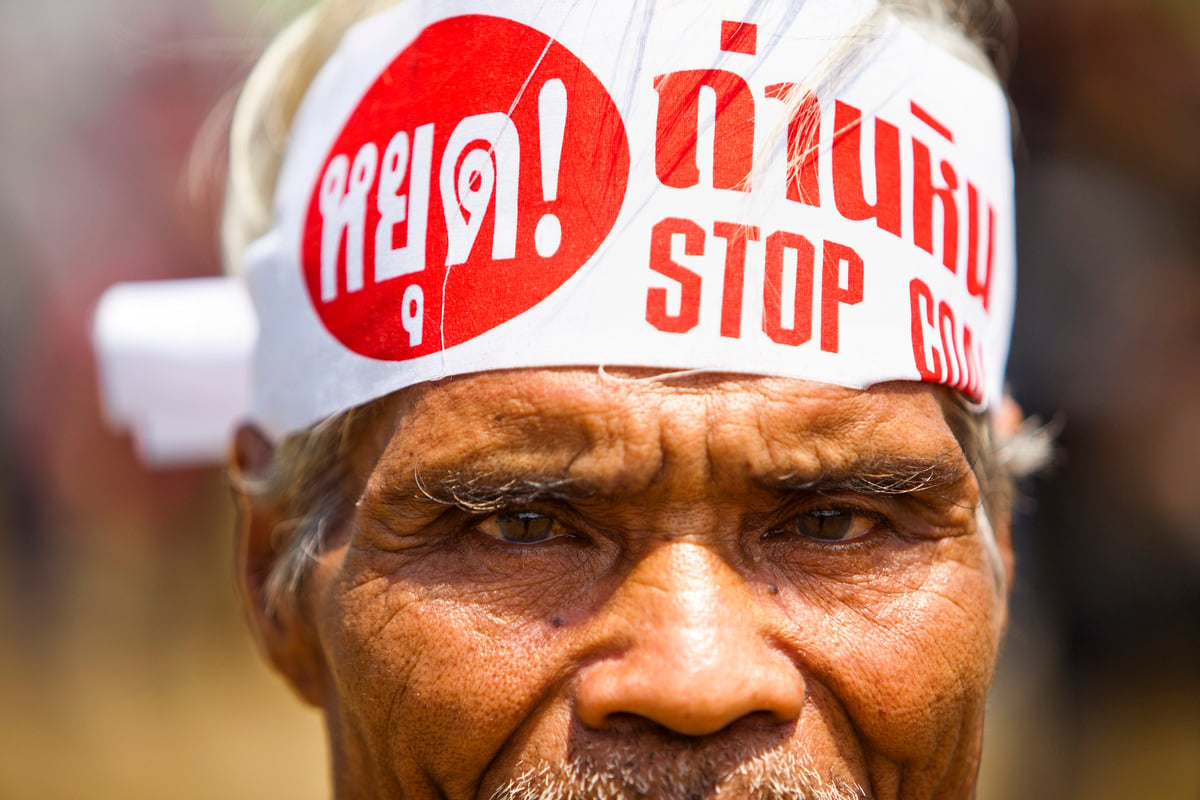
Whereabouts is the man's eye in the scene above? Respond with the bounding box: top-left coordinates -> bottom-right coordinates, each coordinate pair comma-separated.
791,508 -> 877,543
476,511 -> 564,545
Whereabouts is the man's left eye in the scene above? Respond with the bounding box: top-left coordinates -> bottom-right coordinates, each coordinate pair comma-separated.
476,511 -> 565,545
790,508 -> 877,543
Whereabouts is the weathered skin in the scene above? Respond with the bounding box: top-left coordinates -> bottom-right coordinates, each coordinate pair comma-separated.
237,369 -> 1011,800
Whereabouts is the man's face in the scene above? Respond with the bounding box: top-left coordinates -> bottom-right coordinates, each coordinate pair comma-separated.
261,370 -> 1009,800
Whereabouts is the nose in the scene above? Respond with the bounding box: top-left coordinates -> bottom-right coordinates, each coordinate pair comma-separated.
575,543 -> 805,737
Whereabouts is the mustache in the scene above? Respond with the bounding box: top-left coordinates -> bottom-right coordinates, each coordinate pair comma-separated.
488,749 -> 868,800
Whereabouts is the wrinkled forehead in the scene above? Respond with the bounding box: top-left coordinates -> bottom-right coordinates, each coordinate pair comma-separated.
368,369 -> 967,492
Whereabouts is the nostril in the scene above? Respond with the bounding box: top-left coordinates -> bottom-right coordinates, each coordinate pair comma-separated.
578,708 -> 798,746
575,656 -> 805,737
600,708 -> 790,734
595,711 -> 680,735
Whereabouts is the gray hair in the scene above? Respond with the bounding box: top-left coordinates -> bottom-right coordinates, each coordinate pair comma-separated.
224,0 -> 1032,616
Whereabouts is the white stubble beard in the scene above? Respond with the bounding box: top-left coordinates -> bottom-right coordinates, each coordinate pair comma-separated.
488,749 -> 868,800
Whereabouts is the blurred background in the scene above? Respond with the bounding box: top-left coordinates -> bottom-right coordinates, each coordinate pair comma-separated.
0,0 -> 1197,797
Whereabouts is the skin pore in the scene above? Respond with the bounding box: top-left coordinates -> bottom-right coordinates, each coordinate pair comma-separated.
238,369 -> 1012,800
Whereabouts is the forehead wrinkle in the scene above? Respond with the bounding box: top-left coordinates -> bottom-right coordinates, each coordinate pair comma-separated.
366,372 -> 971,514
730,386 -> 876,487
368,423 -> 661,513
731,385 -> 975,502
364,402 -> 664,519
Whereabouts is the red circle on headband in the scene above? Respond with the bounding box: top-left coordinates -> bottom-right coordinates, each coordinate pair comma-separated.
302,14 -> 631,360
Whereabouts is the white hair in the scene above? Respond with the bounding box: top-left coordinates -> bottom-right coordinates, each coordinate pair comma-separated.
489,749 -> 868,800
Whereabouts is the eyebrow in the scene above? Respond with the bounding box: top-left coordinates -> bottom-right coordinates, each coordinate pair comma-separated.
407,469 -> 595,513
766,452 -> 972,499
387,450 -> 972,516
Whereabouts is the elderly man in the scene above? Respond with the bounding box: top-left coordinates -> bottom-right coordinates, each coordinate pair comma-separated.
97,0 -> 1035,796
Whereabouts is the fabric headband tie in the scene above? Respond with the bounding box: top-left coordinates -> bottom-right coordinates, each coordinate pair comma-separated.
94,0 -> 1016,464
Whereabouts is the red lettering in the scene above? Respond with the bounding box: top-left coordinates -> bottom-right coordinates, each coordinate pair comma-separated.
719,20 -> 757,55
653,70 -> 755,191
832,101 -> 902,237
961,324 -> 981,400
909,278 -> 942,381
910,101 -> 954,143
646,217 -> 705,333
763,231 -> 815,346
966,183 -> 994,311
910,279 -> 985,401
938,300 -> 961,386
712,222 -> 760,339
765,84 -> 821,207
913,140 -> 960,274
302,16 -> 630,361
820,242 -> 864,353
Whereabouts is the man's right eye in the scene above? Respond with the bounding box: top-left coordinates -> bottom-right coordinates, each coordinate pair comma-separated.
475,511 -> 565,545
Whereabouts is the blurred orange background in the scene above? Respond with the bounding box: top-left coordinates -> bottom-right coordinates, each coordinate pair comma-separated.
0,1 -> 1197,797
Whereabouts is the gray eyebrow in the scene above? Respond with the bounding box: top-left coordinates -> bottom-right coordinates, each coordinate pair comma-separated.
387,452 -> 971,516
768,452 -> 972,499
411,469 -> 592,513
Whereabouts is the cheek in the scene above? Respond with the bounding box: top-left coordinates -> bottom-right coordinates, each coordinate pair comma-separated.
318,554 -> 573,797
777,541 -> 1004,762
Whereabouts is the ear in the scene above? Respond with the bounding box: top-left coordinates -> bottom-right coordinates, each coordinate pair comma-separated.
232,424 -> 329,708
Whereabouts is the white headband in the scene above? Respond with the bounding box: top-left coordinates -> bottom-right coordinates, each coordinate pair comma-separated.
94,0 -> 1015,464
